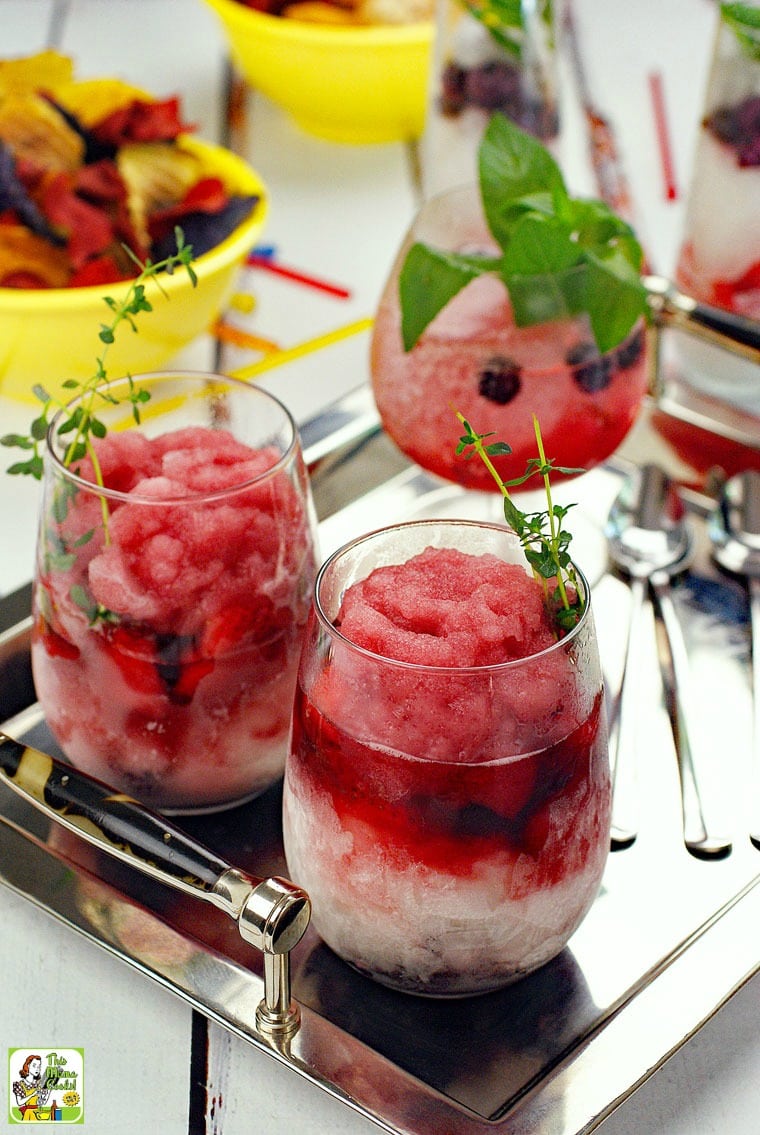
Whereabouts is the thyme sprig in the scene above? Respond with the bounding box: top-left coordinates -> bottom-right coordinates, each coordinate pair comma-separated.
455,411 -> 585,630
1,228 -> 197,483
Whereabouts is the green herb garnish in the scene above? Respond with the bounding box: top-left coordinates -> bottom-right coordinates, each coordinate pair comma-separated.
462,0 -> 554,61
455,410 -> 584,630
1,228 -> 197,483
721,3 -> 760,60
400,114 -> 647,356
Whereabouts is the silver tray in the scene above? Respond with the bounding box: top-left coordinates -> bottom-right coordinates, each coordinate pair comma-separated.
1,388 -> 758,1135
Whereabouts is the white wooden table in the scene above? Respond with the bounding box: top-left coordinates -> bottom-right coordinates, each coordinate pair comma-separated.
1,2 -> 758,1132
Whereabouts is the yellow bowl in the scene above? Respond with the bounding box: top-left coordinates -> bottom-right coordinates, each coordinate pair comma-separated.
202,0 -> 433,144
0,136 -> 268,404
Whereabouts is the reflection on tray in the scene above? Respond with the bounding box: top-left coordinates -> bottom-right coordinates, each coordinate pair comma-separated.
296,943 -> 596,1119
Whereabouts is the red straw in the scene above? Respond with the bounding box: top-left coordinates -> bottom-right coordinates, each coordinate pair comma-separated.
246,253 -> 351,299
649,71 -> 678,201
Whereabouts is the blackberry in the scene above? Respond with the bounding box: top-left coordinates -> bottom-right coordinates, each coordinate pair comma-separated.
705,105 -> 743,144
705,96 -> 760,167
155,632 -> 195,690
440,62 -> 467,116
518,98 -> 561,142
739,135 -> 760,168
464,60 -> 521,112
615,325 -> 645,369
736,95 -> 760,137
478,356 -> 522,404
566,342 -> 613,393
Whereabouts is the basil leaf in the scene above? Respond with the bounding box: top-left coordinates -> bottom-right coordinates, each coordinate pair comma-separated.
722,2 -> 760,28
478,114 -> 567,250
564,197 -> 638,250
466,0 -> 524,58
499,215 -> 587,324
721,4 -> 760,60
399,243 -> 501,351
501,214 -> 578,275
398,114 -> 648,355
583,249 -> 648,354
507,270 -> 589,326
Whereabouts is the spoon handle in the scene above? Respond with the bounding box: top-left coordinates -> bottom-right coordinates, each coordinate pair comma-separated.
750,578 -> 760,851
609,575 -> 647,848
649,576 -> 732,859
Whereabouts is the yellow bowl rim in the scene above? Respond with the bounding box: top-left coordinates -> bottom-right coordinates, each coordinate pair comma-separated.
203,0 -> 432,46
0,135 -> 268,312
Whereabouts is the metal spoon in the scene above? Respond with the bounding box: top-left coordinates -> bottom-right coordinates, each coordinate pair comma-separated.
709,469 -> 760,849
606,464 -> 732,858
605,465 -> 690,847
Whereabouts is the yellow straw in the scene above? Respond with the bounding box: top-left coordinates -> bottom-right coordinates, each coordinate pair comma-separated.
229,317 -> 374,382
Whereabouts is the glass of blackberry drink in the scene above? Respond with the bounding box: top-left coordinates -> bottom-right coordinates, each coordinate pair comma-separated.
371,182 -> 649,495
32,373 -> 319,813
283,518 -> 611,996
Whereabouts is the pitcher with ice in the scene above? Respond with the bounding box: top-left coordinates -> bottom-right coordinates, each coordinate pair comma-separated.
673,0 -> 760,415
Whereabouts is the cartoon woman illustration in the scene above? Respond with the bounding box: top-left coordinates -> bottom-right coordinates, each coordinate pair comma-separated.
12,1054 -> 50,1121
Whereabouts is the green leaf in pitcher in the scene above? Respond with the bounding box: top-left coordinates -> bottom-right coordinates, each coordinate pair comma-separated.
398,114 -> 648,357
721,3 -> 760,61
463,0 -> 554,61
464,0 -> 522,59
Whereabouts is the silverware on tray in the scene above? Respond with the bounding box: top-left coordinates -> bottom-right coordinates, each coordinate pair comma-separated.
606,464 -> 732,858
0,730 -> 310,1039
709,470 -> 760,849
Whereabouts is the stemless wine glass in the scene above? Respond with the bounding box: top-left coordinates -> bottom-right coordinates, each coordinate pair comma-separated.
32,372 -> 318,813
371,184 -> 649,496
283,518 -> 611,997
